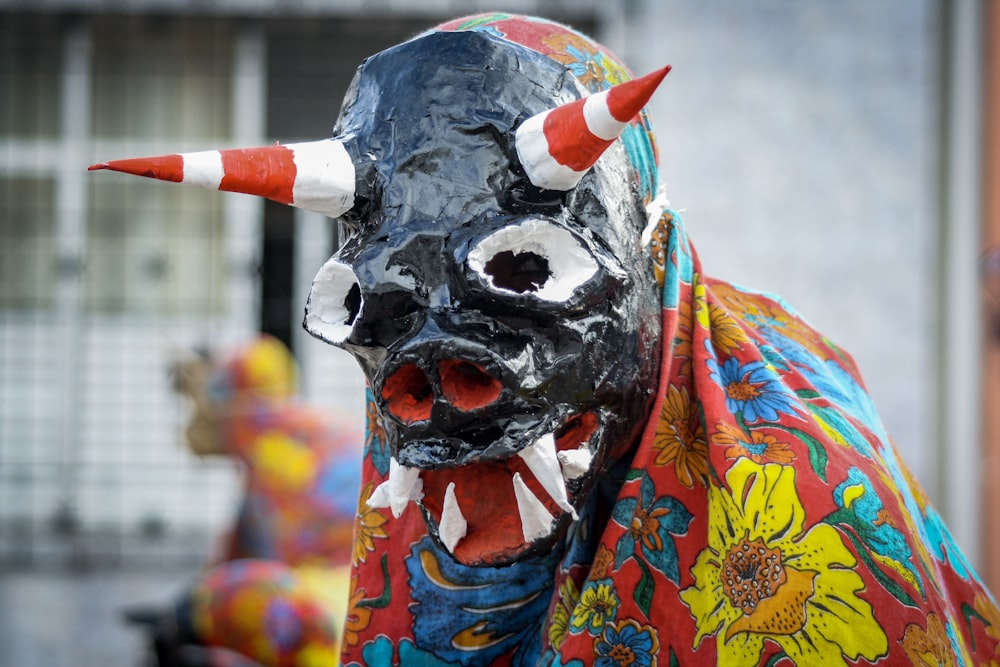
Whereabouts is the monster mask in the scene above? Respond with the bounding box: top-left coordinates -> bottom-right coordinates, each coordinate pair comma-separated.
89,20 -> 669,567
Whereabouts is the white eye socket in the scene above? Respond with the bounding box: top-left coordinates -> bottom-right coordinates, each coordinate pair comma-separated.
304,257 -> 362,345
467,219 -> 598,302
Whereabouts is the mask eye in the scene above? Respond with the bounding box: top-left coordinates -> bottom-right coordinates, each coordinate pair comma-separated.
467,219 -> 598,302
304,257 -> 362,345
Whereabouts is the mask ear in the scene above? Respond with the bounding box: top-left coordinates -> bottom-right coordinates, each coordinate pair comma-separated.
89,139 -> 356,219
514,66 -> 670,191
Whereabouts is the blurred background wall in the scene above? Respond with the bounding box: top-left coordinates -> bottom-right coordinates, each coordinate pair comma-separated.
0,0 -> 992,663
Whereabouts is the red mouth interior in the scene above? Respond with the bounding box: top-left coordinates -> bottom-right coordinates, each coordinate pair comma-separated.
419,412 -> 599,564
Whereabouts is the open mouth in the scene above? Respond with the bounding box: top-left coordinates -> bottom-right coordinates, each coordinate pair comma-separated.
367,413 -> 599,565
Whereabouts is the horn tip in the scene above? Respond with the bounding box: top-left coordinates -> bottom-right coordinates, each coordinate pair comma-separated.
87,163 -> 109,171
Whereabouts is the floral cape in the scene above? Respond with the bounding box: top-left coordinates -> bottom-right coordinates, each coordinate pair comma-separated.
338,13 -> 1000,667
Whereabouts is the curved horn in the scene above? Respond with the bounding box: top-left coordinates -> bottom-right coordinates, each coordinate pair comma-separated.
515,66 -> 671,191
88,139 -> 355,219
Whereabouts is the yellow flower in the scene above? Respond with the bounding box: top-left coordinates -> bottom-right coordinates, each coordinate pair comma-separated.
549,576 -> 581,650
653,384 -> 707,487
353,482 -> 389,566
252,431 -> 317,491
570,581 -> 619,633
680,459 -> 888,666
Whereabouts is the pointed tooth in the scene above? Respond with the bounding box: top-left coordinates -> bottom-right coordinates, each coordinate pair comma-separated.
367,480 -> 391,509
557,447 -> 593,481
519,433 -> 577,519
388,458 -> 424,518
438,482 -> 468,553
367,458 -> 424,518
512,472 -> 555,542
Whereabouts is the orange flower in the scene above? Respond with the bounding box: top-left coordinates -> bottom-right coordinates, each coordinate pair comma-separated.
653,384 -> 707,487
342,578 -> 373,648
900,613 -> 958,667
352,481 -> 388,566
707,301 -> 748,353
711,420 -> 796,464
365,400 -> 386,451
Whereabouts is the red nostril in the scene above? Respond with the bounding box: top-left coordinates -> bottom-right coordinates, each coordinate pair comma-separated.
382,363 -> 433,424
439,359 -> 503,412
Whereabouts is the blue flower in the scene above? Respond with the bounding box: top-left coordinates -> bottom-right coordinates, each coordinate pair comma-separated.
594,619 -> 658,667
612,474 -> 692,582
708,357 -> 800,423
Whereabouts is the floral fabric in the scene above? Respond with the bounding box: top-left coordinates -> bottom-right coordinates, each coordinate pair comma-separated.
339,13 -> 1000,667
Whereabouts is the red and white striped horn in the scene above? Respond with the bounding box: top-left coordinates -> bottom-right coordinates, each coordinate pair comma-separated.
88,139 -> 355,219
515,66 -> 671,191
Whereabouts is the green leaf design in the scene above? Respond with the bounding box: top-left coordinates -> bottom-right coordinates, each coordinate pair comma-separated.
961,601 -> 988,653
358,553 -> 392,609
842,529 -> 918,607
763,652 -> 788,667
795,388 -> 821,400
768,424 -> 828,482
634,557 -> 654,619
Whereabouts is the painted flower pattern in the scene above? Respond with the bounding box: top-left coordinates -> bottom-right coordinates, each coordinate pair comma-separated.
900,613 -> 959,666
352,481 -> 388,566
570,581 -> 619,634
709,357 -> 801,423
652,384 -> 707,487
830,467 -> 921,593
707,300 -> 748,354
549,576 -> 581,650
612,474 -> 693,584
711,420 -> 795,464
342,578 -> 373,648
594,619 -> 659,667
680,459 -> 888,666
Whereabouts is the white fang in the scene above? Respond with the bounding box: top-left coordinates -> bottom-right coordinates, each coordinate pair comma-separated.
512,472 -> 555,542
557,447 -> 593,481
367,457 -> 424,518
438,482 -> 468,554
518,433 -> 577,519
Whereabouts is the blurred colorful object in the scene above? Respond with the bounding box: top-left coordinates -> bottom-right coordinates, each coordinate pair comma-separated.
126,335 -> 361,667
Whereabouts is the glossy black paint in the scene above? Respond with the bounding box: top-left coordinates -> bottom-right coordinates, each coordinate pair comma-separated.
306,29 -> 662,534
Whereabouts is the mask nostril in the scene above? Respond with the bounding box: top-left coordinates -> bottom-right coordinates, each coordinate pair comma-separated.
382,363 -> 433,424
439,359 -> 503,412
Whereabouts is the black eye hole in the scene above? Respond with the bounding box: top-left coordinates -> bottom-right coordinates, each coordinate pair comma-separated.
484,250 -> 551,294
